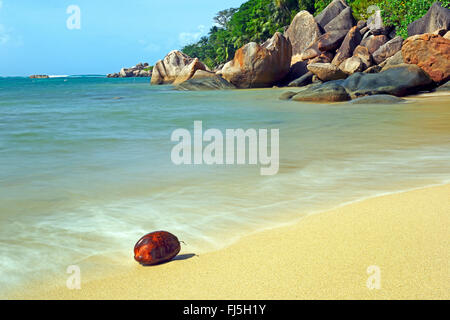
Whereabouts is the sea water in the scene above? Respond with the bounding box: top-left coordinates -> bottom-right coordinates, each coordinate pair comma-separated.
1,76 -> 449,294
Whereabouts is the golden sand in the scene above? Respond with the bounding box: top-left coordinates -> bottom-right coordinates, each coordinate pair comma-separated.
9,184 -> 450,300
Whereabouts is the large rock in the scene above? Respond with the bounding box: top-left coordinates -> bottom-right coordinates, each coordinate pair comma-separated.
352,45 -> 373,68
380,51 -> 404,71
173,58 -> 207,85
339,56 -> 365,74
402,33 -> 450,83
285,11 -> 322,64
360,35 -> 389,54
367,8 -> 384,32
372,36 -> 404,65
317,30 -> 348,52
324,7 -> 356,33
307,62 -> 348,81
315,0 -> 349,30
342,64 -> 433,98
332,26 -> 362,66
291,81 -> 350,102
175,70 -> 236,91
407,2 -> 450,36
151,51 -> 194,85
221,32 -> 292,88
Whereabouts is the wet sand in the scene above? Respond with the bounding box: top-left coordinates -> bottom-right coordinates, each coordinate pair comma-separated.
10,184 -> 449,300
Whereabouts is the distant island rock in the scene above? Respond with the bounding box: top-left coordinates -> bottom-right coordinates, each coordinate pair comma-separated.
107,62 -> 152,78
29,75 -> 49,79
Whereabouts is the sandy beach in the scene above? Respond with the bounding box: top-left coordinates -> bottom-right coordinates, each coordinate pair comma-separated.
10,184 -> 449,300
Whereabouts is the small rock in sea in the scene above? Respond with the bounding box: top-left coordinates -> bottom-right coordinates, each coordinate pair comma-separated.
29,75 -> 49,79
134,231 -> 181,266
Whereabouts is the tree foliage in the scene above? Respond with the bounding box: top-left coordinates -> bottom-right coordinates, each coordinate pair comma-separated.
379,0 -> 450,38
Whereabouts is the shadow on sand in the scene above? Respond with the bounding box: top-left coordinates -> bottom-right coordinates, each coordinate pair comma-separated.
141,253 -> 197,267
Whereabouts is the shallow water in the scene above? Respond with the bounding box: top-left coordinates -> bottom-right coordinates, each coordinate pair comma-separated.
1,77 -> 449,294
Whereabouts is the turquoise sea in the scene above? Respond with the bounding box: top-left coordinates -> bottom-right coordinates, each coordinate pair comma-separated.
1,76 -> 450,294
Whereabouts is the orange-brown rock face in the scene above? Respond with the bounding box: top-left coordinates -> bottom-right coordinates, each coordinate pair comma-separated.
402,33 -> 450,83
221,32 -> 292,88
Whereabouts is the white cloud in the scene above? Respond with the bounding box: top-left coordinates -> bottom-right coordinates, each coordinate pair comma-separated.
178,25 -> 206,46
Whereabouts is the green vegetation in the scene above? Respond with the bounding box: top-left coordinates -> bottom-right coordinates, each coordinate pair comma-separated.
182,0 -> 448,68
379,0 -> 449,38
182,0 -> 302,68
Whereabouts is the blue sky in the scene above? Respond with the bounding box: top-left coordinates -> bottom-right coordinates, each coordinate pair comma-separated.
0,0 -> 245,76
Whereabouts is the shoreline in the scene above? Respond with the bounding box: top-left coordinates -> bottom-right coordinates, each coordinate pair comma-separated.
8,183 -> 450,300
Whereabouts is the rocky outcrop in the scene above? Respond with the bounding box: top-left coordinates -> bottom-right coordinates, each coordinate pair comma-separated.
315,0 -> 349,30
107,62 -> 151,78
285,11 -> 322,64
29,75 -> 49,79
317,30 -> 349,52
407,2 -> 450,36
151,51 -> 194,85
339,56 -> 364,74
307,63 -> 347,81
309,52 -> 335,64
221,32 -> 292,88
282,64 -> 433,103
372,36 -> 404,65
342,64 -> 433,98
352,45 -> 373,68
361,35 -> 389,54
380,51 -> 404,71
175,70 -> 236,91
173,58 -> 207,85
332,26 -> 362,66
324,7 -> 355,33
288,71 -> 314,87
291,81 -> 350,102
283,61 -> 309,85
402,33 -> 450,83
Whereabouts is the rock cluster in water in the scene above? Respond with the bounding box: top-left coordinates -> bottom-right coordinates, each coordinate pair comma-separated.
107,62 -> 152,78
150,1 -> 450,101
29,75 -> 49,79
